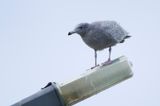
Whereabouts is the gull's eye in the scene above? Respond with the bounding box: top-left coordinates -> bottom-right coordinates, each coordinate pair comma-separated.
79,26 -> 83,29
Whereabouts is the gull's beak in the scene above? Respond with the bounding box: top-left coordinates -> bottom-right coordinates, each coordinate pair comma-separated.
68,31 -> 76,36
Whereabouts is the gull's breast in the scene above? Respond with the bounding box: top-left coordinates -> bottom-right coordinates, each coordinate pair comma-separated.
82,33 -> 117,50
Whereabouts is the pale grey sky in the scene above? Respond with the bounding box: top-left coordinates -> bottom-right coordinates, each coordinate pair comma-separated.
0,0 -> 160,105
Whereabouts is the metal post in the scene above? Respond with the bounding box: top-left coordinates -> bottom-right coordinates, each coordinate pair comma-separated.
11,56 -> 133,106
58,56 -> 133,106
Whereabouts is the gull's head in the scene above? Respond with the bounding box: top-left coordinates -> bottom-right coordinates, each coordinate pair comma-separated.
68,23 -> 89,37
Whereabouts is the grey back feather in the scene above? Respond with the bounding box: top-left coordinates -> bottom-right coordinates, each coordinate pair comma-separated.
91,21 -> 129,43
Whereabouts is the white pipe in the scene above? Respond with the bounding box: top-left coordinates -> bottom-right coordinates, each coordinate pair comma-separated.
58,56 -> 133,106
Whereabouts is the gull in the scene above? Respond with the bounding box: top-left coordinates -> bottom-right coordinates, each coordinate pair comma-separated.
68,21 -> 131,67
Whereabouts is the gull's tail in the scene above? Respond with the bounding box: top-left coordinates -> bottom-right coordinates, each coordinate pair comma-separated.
124,35 -> 131,39
120,35 -> 131,43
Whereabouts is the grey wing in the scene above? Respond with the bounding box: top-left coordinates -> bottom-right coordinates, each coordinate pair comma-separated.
92,21 -> 129,43
86,28 -> 117,50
